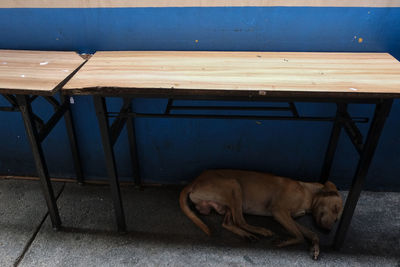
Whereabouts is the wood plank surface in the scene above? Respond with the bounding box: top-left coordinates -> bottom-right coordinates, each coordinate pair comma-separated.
0,50 -> 85,95
2,0 -> 400,8
63,51 -> 400,98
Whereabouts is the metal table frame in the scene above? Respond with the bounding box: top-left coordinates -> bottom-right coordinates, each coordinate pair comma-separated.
0,90 -> 84,229
88,92 -> 393,250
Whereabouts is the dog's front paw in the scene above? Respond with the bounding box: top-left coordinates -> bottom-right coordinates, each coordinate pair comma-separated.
310,244 -> 320,260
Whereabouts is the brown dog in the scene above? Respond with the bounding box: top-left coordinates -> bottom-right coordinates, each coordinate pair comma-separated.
179,169 -> 343,259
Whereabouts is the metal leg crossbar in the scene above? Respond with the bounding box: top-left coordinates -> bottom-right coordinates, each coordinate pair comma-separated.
1,92 -> 84,229
92,95 -> 388,251
107,100 -> 369,123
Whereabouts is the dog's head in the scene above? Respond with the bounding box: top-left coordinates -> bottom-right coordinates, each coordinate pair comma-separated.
311,181 -> 343,231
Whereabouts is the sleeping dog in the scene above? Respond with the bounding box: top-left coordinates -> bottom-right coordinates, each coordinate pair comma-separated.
180,169 -> 343,259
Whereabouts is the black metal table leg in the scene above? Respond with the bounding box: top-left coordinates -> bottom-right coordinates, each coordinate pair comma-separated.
333,99 -> 393,249
319,103 -> 346,183
124,97 -> 142,188
16,94 -> 61,230
60,93 -> 84,184
93,96 -> 126,232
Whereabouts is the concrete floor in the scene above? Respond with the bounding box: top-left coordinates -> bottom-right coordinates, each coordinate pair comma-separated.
0,179 -> 399,267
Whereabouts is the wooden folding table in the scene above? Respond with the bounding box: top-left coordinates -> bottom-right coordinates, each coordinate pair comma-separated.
62,51 -> 400,248
0,50 -> 85,229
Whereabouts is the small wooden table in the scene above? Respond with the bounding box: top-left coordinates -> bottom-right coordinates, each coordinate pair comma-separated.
63,51 -> 400,249
0,50 -> 85,229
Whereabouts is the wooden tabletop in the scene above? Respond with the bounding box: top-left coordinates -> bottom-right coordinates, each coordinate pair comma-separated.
0,50 -> 85,95
62,51 -> 400,99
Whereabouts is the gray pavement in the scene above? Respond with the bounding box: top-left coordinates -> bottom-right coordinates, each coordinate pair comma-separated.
0,180 -> 63,267
0,179 -> 399,266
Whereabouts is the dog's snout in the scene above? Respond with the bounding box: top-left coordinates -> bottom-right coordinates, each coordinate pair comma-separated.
324,221 -> 335,231
319,217 -> 334,231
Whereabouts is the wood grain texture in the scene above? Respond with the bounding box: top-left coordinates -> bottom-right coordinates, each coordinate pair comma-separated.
0,50 -> 85,95
2,0 -> 400,8
63,51 -> 400,98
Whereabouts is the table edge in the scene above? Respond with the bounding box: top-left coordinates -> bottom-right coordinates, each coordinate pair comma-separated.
61,86 -> 400,100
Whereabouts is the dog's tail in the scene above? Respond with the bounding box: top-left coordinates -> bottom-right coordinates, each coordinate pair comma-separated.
179,184 -> 211,236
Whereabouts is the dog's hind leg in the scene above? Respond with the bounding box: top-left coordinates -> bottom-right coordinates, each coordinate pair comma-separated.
228,182 -> 274,238
222,209 -> 258,241
234,215 -> 274,238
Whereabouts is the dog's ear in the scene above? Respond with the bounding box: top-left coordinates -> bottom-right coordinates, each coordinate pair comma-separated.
322,181 -> 338,193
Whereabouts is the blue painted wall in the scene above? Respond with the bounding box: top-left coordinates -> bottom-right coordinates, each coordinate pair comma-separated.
1,7 -> 400,190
